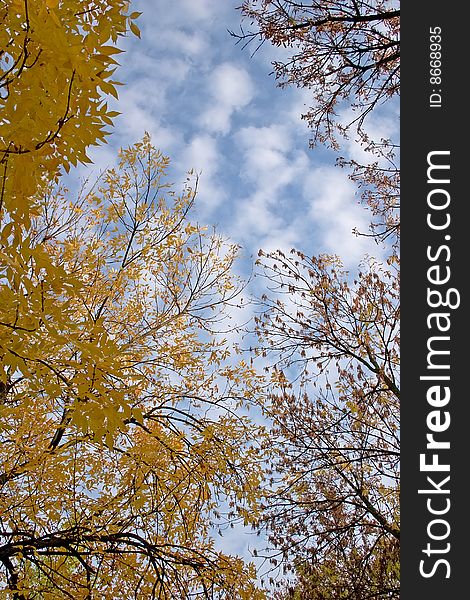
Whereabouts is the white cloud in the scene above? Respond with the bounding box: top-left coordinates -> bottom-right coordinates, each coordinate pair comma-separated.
111,95 -> 181,155
303,167 -> 374,265
138,0 -> 229,31
235,124 -> 307,192
234,191 -> 282,235
182,134 -> 225,212
176,0 -> 229,23
229,124 -> 313,254
183,134 -> 219,177
199,63 -> 255,135
237,124 -> 292,154
153,29 -> 210,58
210,64 -> 254,107
117,85 -> 162,129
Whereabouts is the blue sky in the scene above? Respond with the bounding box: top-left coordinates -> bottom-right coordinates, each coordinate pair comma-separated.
78,0 -> 392,270
70,0 -> 398,576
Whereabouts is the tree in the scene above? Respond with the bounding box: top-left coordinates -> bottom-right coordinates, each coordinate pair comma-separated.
0,0 -> 141,221
235,0 -> 400,146
338,142 -> 399,249
254,249 -> 400,599
0,137 -> 266,598
276,541 -> 399,600
1,3 -> 267,595
232,3 -> 401,595
235,0 -> 400,247
0,0 -> 143,446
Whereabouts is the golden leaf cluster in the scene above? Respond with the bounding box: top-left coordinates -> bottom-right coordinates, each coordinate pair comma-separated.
1,2 -> 267,596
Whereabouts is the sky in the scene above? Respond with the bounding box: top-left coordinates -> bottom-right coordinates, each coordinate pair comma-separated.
77,0 -> 387,270
70,0 -> 397,580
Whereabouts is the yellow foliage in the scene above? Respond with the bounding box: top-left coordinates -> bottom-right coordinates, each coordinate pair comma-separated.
0,0 -> 140,223
0,3 -> 266,594
0,138 -> 266,598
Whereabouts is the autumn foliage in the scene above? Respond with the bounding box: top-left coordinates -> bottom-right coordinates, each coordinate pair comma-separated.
0,136 -> 266,598
255,250 -> 400,598
2,0 -> 402,597
234,1 -> 401,597
1,1 -> 266,596
1,0 -> 140,219
237,0 -> 400,145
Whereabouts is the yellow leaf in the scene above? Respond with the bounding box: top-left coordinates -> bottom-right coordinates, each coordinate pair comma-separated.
130,22 -> 141,38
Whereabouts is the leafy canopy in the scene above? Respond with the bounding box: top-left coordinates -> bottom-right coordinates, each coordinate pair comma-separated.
2,1 -> 267,596
0,137 -> 267,598
0,0 -> 141,221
